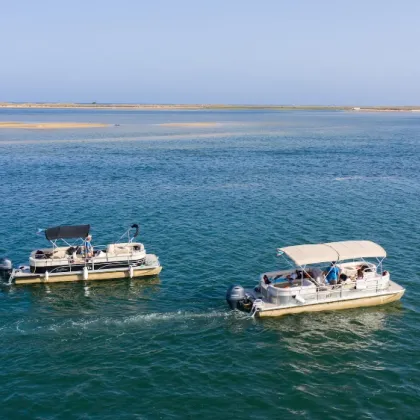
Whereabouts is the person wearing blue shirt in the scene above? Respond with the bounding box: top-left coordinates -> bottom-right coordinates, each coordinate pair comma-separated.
325,262 -> 340,285
84,235 -> 93,258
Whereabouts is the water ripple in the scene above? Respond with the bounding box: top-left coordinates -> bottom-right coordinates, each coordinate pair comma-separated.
0,109 -> 419,419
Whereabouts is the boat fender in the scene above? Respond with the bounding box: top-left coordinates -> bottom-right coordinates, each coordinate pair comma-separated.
83,266 -> 89,281
294,295 -> 305,304
44,271 -> 49,281
129,265 -> 134,279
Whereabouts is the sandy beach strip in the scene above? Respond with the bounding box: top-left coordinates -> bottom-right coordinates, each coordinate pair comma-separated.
159,122 -> 219,127
0,122 -> 110,129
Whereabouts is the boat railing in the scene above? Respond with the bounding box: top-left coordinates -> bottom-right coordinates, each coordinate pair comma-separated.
29,243 -> 145,273
268,274 -> 390,307
312,275 -> 388,303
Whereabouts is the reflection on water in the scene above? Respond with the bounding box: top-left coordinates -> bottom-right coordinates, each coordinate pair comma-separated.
260,304 -> 404,348
29,276 -> 161,302
249,306 -> 406,384
0,277 -> 161,322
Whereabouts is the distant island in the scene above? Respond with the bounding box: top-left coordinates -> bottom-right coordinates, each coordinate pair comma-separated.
1,102 -> 420,112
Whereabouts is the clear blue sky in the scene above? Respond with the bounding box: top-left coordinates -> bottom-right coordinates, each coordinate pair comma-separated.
1,0 -> 419,104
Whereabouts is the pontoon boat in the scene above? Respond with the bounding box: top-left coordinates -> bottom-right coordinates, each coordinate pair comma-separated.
1,224 -> 162,284
226,240 -> 404,318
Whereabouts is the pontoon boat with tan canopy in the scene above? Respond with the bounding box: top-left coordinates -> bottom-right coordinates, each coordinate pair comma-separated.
226,240 -> 404,318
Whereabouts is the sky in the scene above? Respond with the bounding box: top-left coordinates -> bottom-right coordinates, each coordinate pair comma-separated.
1,0 -> 419,105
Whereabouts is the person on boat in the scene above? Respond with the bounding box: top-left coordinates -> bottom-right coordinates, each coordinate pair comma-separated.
339,272 -> 348,283
263,275 -> 272,285
84,235 -> 93,258
283,272 -> 297,285
295,269 -> 304,280
325,262 -> 340,285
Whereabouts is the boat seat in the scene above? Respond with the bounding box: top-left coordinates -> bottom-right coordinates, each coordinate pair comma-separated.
51,249 -> 67,259
106,244 -> 130,256
363,271 -> 377,279
340,266 -> 357,278
106,244 -> 116,255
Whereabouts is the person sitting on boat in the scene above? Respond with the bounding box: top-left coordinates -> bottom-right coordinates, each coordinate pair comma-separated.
339,272 -> 348,283
325,261 -> 340,285
263,275 -> 272,285
295,269 -> 304,280
285,272 -> 297,285
84,235 -> 93,258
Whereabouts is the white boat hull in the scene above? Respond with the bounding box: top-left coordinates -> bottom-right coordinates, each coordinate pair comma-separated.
11,254 -> 162,285
251,281 -> 405,318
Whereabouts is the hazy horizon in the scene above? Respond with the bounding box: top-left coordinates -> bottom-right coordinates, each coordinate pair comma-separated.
1,0 -> 420,105
2,102 -> 420,107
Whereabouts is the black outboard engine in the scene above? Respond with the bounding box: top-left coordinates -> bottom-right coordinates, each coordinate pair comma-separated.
0,258 -> 12,281
226,284 -> 247,310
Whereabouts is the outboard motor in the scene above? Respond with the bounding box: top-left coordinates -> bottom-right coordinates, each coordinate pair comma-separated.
226,284 -> 247,310
0,258 -> 12,281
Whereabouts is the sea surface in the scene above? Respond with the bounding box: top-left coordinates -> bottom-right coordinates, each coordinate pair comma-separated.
0,109 -> 419,419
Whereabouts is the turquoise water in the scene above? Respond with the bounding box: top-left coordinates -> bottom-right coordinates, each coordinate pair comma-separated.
0,109 -> 419,419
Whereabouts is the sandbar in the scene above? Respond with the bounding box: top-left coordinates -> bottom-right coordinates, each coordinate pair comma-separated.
159,122 -> 218,127
0,122 -> 110,129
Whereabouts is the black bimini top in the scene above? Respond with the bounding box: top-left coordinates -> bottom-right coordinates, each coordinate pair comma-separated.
45,225 -> 90,241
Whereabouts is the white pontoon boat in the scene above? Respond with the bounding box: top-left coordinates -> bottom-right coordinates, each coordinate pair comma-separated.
1,224 -> 162,285
226,240 -> 404,318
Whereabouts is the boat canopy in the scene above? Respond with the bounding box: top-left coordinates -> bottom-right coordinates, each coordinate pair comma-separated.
279,240 -> 386,266
45,225 -> 90,241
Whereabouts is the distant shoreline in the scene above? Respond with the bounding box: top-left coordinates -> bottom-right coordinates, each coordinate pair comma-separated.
0,121 -> 110,129
1,102 -> 420,112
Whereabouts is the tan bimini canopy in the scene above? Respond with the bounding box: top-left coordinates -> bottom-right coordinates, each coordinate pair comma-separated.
279,240 -> 387,266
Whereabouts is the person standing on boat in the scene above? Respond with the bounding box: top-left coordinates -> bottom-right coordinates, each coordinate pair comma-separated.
84,235 -> 93,258
325,261 -> 340,285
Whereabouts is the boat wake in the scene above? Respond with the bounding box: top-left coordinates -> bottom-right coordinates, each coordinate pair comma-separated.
334,175 -> 395,181
334,175 -> 365,181
99,310 -> 234,326
0,310 -> 248,336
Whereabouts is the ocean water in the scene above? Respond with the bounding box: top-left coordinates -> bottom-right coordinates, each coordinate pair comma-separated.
0,109 -> 419,419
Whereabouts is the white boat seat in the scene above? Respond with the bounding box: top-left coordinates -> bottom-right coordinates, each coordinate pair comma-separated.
106,244 -> 130,256
341,267 -> 357,278
106,244 -> 116,255
52,250 -> 67,259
